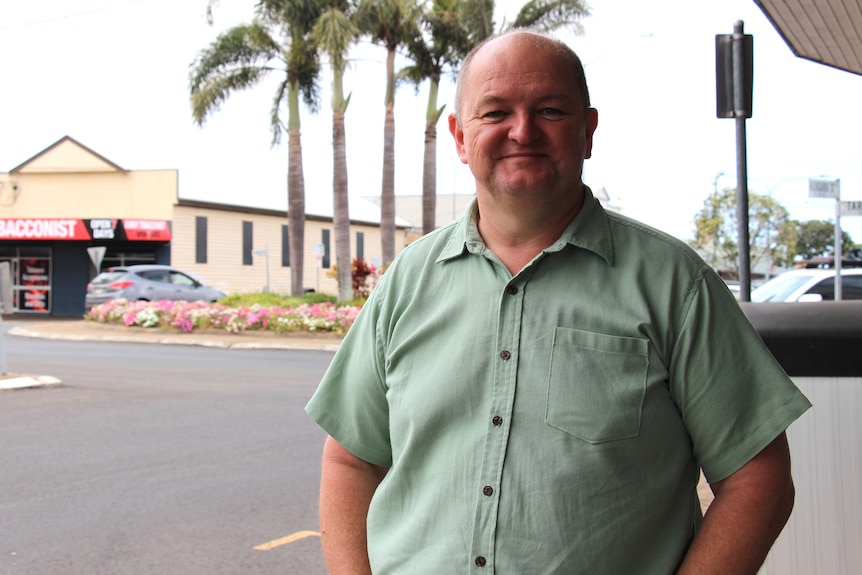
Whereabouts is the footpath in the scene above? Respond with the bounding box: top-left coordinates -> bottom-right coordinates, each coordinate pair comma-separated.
0,319 -> 343,391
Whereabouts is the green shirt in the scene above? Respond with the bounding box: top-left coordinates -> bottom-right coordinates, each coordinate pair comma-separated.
306,191 -> 811,574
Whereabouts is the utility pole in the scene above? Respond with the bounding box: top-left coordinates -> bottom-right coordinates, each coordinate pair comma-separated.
716,20 -> 754,300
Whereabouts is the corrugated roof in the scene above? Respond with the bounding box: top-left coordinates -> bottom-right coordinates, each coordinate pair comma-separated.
754,0 -> 862,75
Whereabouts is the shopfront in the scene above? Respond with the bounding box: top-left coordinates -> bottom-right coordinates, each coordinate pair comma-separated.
0,217 -> 171,316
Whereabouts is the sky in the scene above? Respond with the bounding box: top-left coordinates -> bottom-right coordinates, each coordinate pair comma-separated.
1,0 -> 861,242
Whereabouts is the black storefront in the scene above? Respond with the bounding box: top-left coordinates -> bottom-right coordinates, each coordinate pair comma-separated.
0,217 -> 171,317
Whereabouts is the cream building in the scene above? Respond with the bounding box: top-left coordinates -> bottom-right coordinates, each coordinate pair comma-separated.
1,136 -> 408,316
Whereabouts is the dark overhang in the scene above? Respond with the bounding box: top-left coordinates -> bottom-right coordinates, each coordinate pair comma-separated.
754,0 -> 862,76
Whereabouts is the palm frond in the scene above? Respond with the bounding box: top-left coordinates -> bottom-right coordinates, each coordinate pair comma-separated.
510,0 -> 590,34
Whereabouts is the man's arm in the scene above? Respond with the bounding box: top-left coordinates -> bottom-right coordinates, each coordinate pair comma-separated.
677,432 -> 796,574
319,435 -> 389,575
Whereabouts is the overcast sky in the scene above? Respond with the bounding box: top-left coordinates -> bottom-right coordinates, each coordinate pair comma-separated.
2,0 -> 861,242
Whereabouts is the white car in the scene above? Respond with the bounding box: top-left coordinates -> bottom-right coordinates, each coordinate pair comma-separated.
750,268 -> 862,302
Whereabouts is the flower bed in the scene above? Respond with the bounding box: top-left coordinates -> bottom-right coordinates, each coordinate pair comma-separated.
84,299 -> 361,335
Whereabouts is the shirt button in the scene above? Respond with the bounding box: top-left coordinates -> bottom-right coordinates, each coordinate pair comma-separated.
506,285 -> 518,295
492,415 -> 503,426
500,350 -> 511,360
483,485 -> 494,496
475,556 -> 487,567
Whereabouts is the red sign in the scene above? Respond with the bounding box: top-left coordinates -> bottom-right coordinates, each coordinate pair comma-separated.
121,219 -> 172,241
0,219 -> 90,240
0,218 -> 171,242
19,258 -> 50,312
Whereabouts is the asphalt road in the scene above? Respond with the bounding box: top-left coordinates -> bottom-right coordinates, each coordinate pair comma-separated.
0,330 -> 332,575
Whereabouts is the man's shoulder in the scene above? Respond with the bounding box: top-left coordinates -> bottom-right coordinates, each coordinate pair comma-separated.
605,210 -> 707,269
393,218 -> 465,263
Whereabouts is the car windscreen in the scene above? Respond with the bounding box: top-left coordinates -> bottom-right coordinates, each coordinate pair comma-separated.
751,274 -> 814,302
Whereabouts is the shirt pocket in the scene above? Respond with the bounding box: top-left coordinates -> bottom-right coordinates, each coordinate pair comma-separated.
545,327 -> 648,444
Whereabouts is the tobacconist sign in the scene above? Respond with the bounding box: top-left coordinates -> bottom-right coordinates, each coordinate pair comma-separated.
0,218 -> 172,242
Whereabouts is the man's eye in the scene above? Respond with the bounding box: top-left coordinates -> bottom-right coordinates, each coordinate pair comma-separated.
540,108 -> 564,117
482,111 -> 506,119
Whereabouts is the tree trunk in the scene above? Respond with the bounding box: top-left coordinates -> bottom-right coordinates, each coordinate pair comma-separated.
288,128 -> 306,296
333,110 -> 352,302
422,121 -> 437,235
380,48 -> 396,266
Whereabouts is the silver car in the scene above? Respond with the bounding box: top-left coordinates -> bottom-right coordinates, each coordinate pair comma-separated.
85,264 -> 226,309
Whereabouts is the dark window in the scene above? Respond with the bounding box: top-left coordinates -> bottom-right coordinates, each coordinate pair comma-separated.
808,275 -> 862,300
845,276 -> 862,299
195,217 -> 208,264
281,225 -> 290,267
356,232 -> 365,261
322,229 -> 331,269
242,221 -> 253,266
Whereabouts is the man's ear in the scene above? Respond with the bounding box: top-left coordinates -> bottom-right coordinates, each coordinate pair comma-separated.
448,113 -> 469,165
583,107 -> 599,160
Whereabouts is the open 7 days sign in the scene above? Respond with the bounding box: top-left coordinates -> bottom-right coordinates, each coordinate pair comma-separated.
0,218 -> 171,241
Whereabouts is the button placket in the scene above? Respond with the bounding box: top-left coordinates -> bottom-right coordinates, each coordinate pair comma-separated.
470,280 -> 524,574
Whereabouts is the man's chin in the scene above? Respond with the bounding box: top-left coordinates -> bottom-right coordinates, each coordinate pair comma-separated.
492,175 -> 555,195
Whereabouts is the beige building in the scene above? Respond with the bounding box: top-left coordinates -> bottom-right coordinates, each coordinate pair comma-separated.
0,136 -> 408,316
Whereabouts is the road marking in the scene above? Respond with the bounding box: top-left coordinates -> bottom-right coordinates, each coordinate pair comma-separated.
254,530 -> 321,551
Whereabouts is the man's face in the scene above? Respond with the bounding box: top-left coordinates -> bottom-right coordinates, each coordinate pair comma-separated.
449,34 -> 598,204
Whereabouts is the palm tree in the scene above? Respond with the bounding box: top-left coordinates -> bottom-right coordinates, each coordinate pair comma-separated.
405,0 -> 590,237
190,1 -> 323,296
356,0 -> 421,266
403,0 -> 481,235
315,2 -> 361,302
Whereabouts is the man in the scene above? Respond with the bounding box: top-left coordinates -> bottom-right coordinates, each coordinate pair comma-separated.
306,30 -> 810,574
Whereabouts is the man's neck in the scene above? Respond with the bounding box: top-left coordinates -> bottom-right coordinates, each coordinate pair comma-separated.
475,188 -> 585,275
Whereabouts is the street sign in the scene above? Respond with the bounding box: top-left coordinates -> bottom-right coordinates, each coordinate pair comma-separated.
251,249 -> 267,257
841,200 -> 862,216
87,246 -> 106,270
808,178 -> 839,199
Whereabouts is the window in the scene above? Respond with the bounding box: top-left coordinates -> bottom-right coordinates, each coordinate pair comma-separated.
282,225 -> 290,267
808,275 -> 862,300
170,271 -> 197,287
242,221 -> 253,266
322,229 -> 331,269
195,216 -> 208,264
356,231 -> 365,261
139,269 -> 170,283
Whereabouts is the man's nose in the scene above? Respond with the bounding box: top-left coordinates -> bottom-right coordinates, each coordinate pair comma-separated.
507,111 -> 539,143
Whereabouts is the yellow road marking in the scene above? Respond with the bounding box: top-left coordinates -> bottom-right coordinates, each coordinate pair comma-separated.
254,530 -> 321,551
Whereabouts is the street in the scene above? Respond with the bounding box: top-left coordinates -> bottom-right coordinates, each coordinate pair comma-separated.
0,329 -> 331,575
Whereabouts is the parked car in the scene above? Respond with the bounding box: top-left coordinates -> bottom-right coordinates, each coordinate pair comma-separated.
85,264 -> 226,309
750,268 -> 862,302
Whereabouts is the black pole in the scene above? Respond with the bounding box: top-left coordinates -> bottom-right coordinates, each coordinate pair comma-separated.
732,20 -> 751,301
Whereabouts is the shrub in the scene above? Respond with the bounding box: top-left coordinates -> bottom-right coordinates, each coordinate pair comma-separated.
84,297 -> 362,335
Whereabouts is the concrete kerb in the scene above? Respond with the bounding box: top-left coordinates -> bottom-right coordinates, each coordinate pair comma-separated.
1,320 -> 342,390
0,375 -> 62,391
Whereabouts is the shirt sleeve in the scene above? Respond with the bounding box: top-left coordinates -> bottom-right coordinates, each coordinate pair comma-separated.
305,288 -> 393,467
669,269 -> 811,482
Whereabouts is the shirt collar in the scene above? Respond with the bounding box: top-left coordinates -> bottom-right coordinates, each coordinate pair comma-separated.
436,187 -> 615,266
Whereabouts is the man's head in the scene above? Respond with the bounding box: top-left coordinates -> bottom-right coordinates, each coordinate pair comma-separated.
454,30 -> 592,125
448,30 -> 599,209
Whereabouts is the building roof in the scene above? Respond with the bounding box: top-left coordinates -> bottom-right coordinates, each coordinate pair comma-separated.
177,196 -> 412,229
754,0 -> 862,75
8,135 -> 127,174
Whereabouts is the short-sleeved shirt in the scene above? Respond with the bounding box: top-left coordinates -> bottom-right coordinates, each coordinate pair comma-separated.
306,190 -> 811,575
